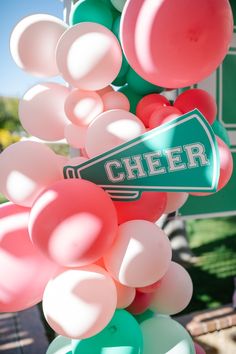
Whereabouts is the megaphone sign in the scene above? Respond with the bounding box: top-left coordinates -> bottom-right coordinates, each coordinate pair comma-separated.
64,109 -> 219,201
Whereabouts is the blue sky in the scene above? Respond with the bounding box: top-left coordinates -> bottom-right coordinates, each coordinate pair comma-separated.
1,0 -> 65,98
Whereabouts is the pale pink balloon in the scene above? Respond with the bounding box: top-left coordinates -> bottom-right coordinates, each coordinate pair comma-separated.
104,220 -> 172,287
56,23 -> 122,90
194,343 -> 206,354
19,83 -> 70,141
56,154 -> 68,170
42,265 -> 117,339
64,123 -> 87,149
0,141 -> 62,207
65,156 -> 89,168
102,91 -> 130,111
96,86 -> 114,98
114,280 -> 136,309
64,89 -> 103,126
10,14 -> 67,77
0,203 -> 59,312
29,179 -> 118,267
85,109 -> 146,158
121,0 -> 233,88
164,192 -> 189,214
150,261 -> 193,315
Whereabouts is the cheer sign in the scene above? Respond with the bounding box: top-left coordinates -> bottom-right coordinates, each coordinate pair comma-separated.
64,110 -> 219,201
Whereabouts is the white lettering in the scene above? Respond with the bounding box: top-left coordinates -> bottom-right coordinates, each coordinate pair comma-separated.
144,152 -> 166,175
122,155 -> 147,180
165,146 -> 186,172
105,160 -> 125,182
184,143 -> 209,168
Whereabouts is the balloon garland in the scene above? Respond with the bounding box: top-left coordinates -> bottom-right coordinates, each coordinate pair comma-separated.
0,0 -> 233,353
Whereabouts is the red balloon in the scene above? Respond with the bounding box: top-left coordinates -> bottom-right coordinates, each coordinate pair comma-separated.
126,290 -> 153,315
149,106 -> 182,129
113,191 -> 167,224
29,179 -> 118,267
194,342 -> 206,354
174,89 -> 217,125
136,93 -> 170,127
137,279 -> 162,294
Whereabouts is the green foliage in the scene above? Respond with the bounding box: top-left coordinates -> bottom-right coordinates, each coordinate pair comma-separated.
0,97 -> 21,132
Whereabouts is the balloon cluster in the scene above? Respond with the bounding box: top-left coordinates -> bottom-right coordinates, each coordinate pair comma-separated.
0,0 -> 233,353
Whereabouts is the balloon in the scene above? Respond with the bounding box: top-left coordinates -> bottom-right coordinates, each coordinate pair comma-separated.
65,156 -> 89,168
104,220 -> 172,287
212,120 -> 230,147
64,89 -> 103,127
150,262 -> 193,315
56,23 -> 122,90
46,336 -> 71,354
64,123 -> 87,149
85,109 -> 145,158
118,85 -> 142,114
194,343 -> 206,354
97,85 -> 114,98
113,191 -> 167,224
134,309 -> 155,324
29,179 -> 118,267
126,67 -> 163,96
56,155 -> 68,170
126,290 -> 153,315
102,91 -> 130,111
110,0 -> 127,12
121,0 -> 233,88
136,93 -> 171,127
0,203 -> 59,312
10,14 -> 67,77
19,83 -> 70,141
70,0 -> 113,29
137,279 -> 162,294
164,192 -> 189,213
114,280 -> 136,308
0,141 -> 62,207
149,106 -> 182,129
71,309 -> 143,354
140,316 -> 195,354
43,265 -> 117,339
174,89 -> 217,125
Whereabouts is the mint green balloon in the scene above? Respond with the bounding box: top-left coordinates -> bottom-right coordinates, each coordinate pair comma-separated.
212,119 -> 231,147
134,310 -> 155,324
140,316 -> 195,354
70,0 -> 113,29
110,0 -> 127,12
126,68 -> 164,95
118,85 -> 142,113
71,310 -> 143,354
46,336 -> 72,354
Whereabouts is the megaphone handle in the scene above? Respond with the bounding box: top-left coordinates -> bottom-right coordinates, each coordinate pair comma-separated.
106,190 -> 141,201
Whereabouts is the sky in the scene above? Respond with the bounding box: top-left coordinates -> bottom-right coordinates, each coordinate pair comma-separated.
0,0 -> 65,98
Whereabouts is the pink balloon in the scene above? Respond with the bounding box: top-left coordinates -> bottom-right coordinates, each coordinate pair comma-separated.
85,109 -> 146,158
102,91 -> 130,111
121,0 -> 233,88
164,192 -> 189,214
150,261 -> 193,315
56,23 -> 122,90
10,14 -> 67,77
137,279 -> 162,294
19,83 -> 70,141
0,203 -> 59,312
114,280 -> 136,309
65,156 -> 88,168
194,343 -> 206,354
64,89 -> 103,126
29,179 -> 118,267
149,106 -> 182,129
64,123 -> 87,149
56,154 -> 68,170
126,290 -> 153,315
0,141 -> 62,207
43,265 -> 117,339
103,220 -> 172,287
96,86 -> 114,98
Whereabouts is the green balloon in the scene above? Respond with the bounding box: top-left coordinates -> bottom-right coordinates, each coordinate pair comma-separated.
140,316 -> 195,354
134,310 -> 155,324
212,119 -> 231,147
112,15 -> 121,40
71,309 -> 143,354
46,336 -> 72,354
126,68 -> 164,95
70,0 -> 113,29
118,85 -> 142,113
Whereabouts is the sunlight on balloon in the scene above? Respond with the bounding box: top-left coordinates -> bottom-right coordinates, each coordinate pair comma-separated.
7,171 -> 37,201
107,120 -> 144,140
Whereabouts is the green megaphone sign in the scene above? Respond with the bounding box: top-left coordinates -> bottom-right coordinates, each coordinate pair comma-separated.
64,109 -> 220,201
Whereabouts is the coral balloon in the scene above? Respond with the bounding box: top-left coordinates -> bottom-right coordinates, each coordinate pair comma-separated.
10,14 -> 67,76
194,343 -> 206,354
29,179 -> 118,267
19,83 -> 70,141
46,336 -> 71,354
85,109 -> 145,158
43,265 -> 117,339
137,279 -> 162,294
64,123 -> 87,149
64,89 -> 103,127
114,280 -> 136,308
136,93 -> 171,127
102,91 -> 130,111
113,191 -> 167,224
104,220 -> 172,287
126,290 -> 153,315
0,203 -> 59,312
149,106 -> 182,129
174,89 -> 217,125
121,0 -> 233,88
0,141 -> 62,207
164,192 -> 189,213
97,85 -> 114,98
150,262 -> 193,315
56,23 -> 122,90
